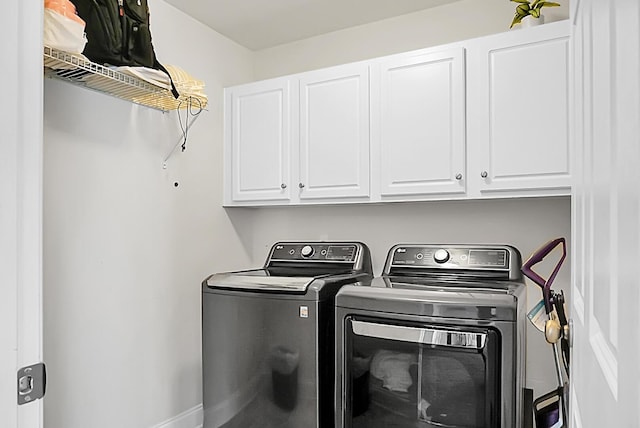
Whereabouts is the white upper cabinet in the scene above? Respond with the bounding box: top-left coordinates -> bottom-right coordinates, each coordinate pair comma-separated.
299,64 -> 370,200
224,64 -> 369,206
466,22 -> 570,196
371,47 -> 466,198
224,77 -> 293,204
223,21 -> 570,206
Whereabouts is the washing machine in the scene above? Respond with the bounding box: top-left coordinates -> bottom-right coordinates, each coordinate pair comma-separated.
202,241 -> 372,428
335,244 -> 526,428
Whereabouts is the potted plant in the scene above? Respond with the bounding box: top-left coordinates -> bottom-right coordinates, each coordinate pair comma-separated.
510,0 -> 560,28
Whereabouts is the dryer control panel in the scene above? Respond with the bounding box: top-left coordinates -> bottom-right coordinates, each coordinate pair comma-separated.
385,244 -> 522,280
390,246 -> 509,269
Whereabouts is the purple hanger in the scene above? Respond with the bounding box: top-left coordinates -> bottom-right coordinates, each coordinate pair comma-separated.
521,237 -> 566,313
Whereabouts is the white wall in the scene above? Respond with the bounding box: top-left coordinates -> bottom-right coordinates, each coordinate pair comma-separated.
43,2 -> 255,427
254,0 -> 570,79
238,0 -> 573,399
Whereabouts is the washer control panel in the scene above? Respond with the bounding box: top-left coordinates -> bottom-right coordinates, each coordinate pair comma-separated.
270,243 -> 358,262
390,245 -> 510,270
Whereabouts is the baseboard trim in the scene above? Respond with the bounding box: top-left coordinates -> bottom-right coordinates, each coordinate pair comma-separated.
152,404 -> 203,428
204,371 -> 262,426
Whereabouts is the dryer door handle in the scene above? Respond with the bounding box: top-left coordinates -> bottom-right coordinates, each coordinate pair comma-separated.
351,320 -> 487,350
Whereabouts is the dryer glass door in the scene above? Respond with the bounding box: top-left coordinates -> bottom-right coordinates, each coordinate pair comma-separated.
343,317 -> 501,428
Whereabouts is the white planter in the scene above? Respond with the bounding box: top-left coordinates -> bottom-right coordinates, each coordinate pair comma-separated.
521,14 -> 545,28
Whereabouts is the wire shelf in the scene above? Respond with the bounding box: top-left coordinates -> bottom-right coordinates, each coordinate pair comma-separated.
43,46 -> 207,111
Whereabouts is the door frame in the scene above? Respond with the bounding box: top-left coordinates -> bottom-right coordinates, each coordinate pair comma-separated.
0,1 -> 44,427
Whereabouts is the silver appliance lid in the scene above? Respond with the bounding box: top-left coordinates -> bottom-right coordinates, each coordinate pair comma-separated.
204,241 -> 371,293
205,272 -> 316,292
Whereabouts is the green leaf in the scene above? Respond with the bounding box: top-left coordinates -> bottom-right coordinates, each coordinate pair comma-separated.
510,14 -> 524,28
511,0 -> 531,3
531,0 -> 542,6
516,3 -> 531,15
531,8 -> 540,18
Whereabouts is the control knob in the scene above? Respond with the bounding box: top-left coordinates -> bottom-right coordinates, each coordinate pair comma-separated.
301,245 -> 314,258
433,249 -> 450,264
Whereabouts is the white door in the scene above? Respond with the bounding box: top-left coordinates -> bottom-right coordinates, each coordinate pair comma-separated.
467,21 -> 571,195
570,0 -> 640,426
372,48 -> 466,197
299,63 -> 370,200
0,1 -> 44,428
225,77 -> 293,204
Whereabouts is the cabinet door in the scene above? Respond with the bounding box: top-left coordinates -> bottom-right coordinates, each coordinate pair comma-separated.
372,48 -> 466,197
467,22 -> 570,195
298,64 -> 370,200
225,78 -> 293,204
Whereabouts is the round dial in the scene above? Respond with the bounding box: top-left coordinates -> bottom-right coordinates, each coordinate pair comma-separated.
433,249 -> 450,263
300,245 -> 315,258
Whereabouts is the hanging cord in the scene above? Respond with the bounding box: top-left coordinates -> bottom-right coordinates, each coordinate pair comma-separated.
177,96 -> 204,152
162,97 -> 206,169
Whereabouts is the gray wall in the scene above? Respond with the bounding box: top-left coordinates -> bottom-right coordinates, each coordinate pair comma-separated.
43,0 -> 571,427
43,1 -> 253,427
254,0 -> 570,79
230,198 -> 572,395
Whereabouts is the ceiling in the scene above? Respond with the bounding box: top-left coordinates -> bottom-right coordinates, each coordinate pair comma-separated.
163,0 -> 463,51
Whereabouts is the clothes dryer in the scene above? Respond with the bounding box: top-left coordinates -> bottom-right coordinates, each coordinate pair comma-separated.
335,244 -> 526,428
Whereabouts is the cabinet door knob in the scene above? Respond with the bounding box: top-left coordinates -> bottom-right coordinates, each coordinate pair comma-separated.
299,183 -> 305,189
481,171 -> 488,178
455,173 -> 463,180
280,183 -> 287,189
